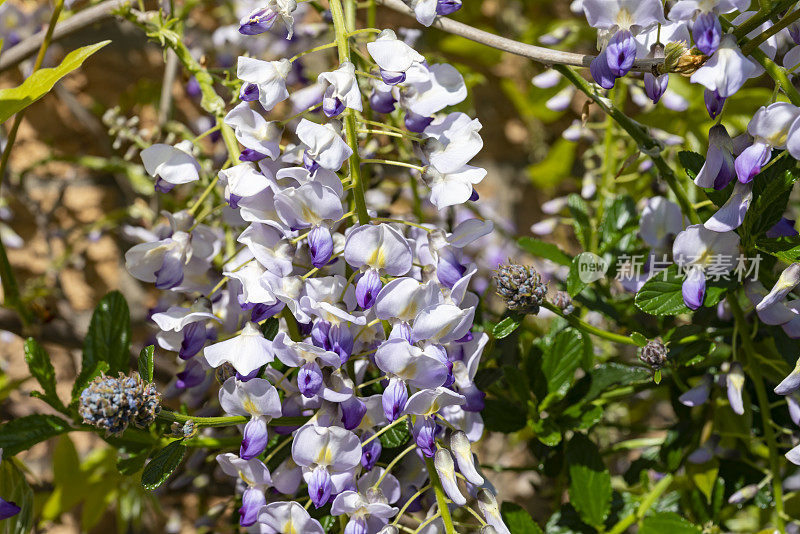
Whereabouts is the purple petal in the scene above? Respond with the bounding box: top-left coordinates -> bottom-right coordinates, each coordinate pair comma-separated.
693,12 -> 722,56
734,142 -> 771,183
241,417 -> 269,459
682,267 -> 706,310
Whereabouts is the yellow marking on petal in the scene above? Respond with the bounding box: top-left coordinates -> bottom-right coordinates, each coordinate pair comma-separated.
316,445 -> 333,466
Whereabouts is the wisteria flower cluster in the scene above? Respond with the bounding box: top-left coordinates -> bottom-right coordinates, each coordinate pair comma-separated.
115,0 -> 508,531
8,0 -> 800,532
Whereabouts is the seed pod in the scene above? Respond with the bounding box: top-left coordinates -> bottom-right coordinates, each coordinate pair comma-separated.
79,372 -> 161,435
551,291 -> 574,315
639,338 -> 668,370
494,262 -> 547,314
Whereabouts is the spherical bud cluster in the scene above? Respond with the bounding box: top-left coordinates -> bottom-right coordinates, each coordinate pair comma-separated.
639,338 -> 668,370
79,373 -> 161,435
494,263 -> 547,314
551,290 -> 574,315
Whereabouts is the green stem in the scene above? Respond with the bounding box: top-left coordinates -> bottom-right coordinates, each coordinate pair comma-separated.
733,0 -> 797,40
158,410 -> 309,428
554,65 -> 700,226
425,456 -> 456,534
330,0 -> 371,225
607,473 -> 674,534
729,298 -> 786,533
742,9 -> 800,56
543,302 -> 638,345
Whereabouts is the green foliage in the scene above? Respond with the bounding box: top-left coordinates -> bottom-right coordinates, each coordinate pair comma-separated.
23,338 -> 67,413
518,237 -> 572,266
72,291 -> 132,400
137,345 -> 155,383
639,512 -> 701,534
493,313 -> 525,339
566,433 -> 612,528
0,414 -> 69,455
379,421 -> 411,449
0,41 -> 110,123
142,440 -> 187,490
501,502 -> 545,533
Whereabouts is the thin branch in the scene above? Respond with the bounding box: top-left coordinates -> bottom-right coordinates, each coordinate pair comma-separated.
0,0 -> 130,72
375,0 -> 663,73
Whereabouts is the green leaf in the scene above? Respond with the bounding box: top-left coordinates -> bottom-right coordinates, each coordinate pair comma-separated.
566,433 -> 611,528
742,160 -> 798,241
0,414 -> 70,455
500,502 -> 544,533
482,398 -> 526,433
630,332 -> 648,347
566,256 -> 589,297
260,317 -> 280,340
379,421 -> 411,449
23,338 -> 66,412
73,291 -> 132,399
493,313 -> 524,339
542,328 -> 584,397
576,363 -> 651,404
137,345 -> 155,383
635,266 -> 691,316
567,194 -> 592,248
142,440 -> 186,490
599,195 -> 637,253
0,458 -> 34,534
678,150 -> 704,180
518,237 -> 571,266
757,235 -> 800,264
0,41 -> 111,123
639,512 -> 701,534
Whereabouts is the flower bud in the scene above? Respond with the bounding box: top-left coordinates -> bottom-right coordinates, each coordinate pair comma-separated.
644,73 -> 668,104
356,268 -> 383,309
308,466 -> 333,508
361,435 -> 382,471
414,416 -> 438,458
693,12 -> 721,56
639,338 -> 668,370
405,111 -> 434,133
308,226 -> 334,268
704,89 -> 726,119
179,322 -> 207,360
341,395 -> 367,430
551,291 -> 574,315
477,489 -> 511,534
434,449 -> 466,506
450,431 -> 484,486
494,263 -> 547,314
728,484 -> 759,504
370,87 -> 397,114
298,361 -> 324,398
79,373 -> 161,435
241,416 -> 269,459
726,362 -> 745,415
239,487 -> 266,526
606,30 -> 637,77
382,378 -> 408,422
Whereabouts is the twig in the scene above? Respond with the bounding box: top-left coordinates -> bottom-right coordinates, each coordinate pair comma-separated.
375,0 -> 663,73
0,0 -> 131,72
